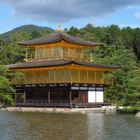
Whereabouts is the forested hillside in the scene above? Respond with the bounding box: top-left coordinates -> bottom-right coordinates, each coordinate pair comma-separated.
0,24 -> 140,106
67,24 -> 140,106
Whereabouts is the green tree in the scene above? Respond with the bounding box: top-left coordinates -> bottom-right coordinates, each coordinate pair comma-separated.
0,42 -> 26,65
101,46 -> 139,105
105,25 -> 122,48
68,26 -> 79,36
133,28 -> 140,60
121,27 -> 134,48
0,65 -> 14,107
30,31 -> 41,39
126,66 -> 140,105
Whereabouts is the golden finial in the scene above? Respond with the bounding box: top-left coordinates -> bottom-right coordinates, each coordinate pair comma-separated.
56,23 -> 63,32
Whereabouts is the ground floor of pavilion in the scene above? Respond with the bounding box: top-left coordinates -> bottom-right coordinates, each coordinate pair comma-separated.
13,84 -> 108,108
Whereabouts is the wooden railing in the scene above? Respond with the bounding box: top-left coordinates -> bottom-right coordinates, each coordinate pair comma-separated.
15,100 -> 108,107
11,78 -> 113,85
26,51 -> 91,62
16,100 -> 71,107
16,100 -> 70,104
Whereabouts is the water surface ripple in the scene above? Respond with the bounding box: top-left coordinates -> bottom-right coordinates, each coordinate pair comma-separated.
0,112 -> 140,140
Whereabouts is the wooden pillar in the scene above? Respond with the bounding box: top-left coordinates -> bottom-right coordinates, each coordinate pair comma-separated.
25,48 -> 28,61
61,47 -> 63,59
90,52 -> 92,61
95,87 -> 97,103
102,71 -> 104,84
86,69 -> 88,83
95,70 -> 96,83
48,90 -> 50,103
78,69 -> 80,83
69,90 -> 72,107
24,92 -> 26,103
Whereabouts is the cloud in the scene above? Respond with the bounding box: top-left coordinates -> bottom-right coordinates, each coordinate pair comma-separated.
135,12 -> 140,19
1,0 -> 140,22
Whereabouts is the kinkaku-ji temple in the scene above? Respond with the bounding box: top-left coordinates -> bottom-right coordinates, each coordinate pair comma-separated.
7,31 -> 118,107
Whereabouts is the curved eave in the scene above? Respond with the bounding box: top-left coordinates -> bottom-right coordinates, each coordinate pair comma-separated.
18,32 -> 101,47
7,60 -> 120,71
19,41 -> 101,48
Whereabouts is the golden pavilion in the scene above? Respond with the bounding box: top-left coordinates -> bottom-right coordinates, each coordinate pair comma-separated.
7,32 -> 117,107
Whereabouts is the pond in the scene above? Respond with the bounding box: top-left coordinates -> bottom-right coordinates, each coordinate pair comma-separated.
0,111 -> 140,140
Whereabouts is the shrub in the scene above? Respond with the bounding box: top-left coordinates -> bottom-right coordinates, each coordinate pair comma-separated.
0,94 -> 14,107
117,106 -> 140,114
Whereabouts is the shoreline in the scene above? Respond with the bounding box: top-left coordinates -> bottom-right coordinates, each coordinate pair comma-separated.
0,106 -> 117,114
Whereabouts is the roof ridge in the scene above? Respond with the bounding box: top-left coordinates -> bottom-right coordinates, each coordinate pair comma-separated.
19,32 -> 101,46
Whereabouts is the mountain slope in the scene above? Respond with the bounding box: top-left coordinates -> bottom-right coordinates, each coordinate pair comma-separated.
0,24 -> 53,43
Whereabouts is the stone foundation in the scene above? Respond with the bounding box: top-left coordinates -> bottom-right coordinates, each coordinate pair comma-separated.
0,106 -> 117,114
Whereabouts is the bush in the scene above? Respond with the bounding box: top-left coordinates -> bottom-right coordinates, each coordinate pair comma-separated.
0,94 -> 14,107
117,106 -> 140,114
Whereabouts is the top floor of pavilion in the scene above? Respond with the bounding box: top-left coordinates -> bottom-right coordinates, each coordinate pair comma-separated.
19,32 -> 101,62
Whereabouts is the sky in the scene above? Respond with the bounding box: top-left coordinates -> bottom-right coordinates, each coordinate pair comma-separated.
0,0 -> 140,33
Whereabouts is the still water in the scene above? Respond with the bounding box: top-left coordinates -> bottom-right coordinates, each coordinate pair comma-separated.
0,111 -> 140,140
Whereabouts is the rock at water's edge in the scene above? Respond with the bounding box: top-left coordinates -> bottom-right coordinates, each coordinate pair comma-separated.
135,112 -> 140,118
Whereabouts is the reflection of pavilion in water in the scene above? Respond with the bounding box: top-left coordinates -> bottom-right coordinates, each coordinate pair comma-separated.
1,112 -> 139,139
87,114 -> 104,140
7,31 -> 118,107
9,113 -> 88,140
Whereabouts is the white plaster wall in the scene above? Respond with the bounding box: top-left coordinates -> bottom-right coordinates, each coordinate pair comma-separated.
88,90 -> 104,103
88,91 -> 96,103
96,91 -> 103,103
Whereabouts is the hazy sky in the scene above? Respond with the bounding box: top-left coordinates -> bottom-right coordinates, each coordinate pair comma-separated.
0,0 -> 140,33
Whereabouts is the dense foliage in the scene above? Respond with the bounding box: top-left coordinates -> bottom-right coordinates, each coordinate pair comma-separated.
117,106 -> 140,114
68,24 -> 140,106
0,24 -> 140,106
0,66 -> 14,107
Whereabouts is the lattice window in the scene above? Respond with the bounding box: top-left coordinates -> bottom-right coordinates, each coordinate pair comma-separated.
53,48 -> 61,58
63,47 -> 68,59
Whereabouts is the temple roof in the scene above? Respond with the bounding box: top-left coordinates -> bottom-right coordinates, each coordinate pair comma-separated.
7,60 -> 119,70
19,32 -> 101,46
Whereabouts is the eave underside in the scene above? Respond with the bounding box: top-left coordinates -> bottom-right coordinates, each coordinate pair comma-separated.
7,60 -> 118,71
